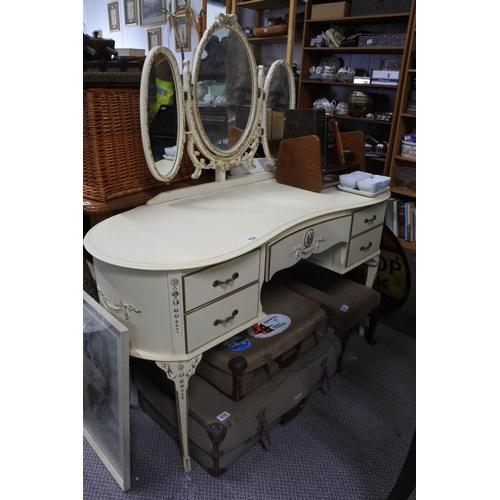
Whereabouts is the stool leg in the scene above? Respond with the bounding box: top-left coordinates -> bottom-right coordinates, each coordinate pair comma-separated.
335,329 -> 350,373
364,310 -> 380,346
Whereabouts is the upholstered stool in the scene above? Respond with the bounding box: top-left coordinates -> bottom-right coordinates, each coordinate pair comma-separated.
273,260 -> 381,372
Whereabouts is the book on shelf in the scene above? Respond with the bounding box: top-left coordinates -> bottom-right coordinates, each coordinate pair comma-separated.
404,201 -> 416,241
386,197 -> 415,241
398,202 -> 406,240
384,198 -> 403,237
413,208 -> 416,242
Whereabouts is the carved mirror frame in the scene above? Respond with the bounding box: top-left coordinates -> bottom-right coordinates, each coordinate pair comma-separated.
140,14 -> 296,185
261,59 -> 296,166
139,46 -> 186,183
183,13 -> 261,179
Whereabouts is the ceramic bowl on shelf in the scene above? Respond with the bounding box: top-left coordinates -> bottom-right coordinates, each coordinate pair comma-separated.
357,178 -> 382,193
347,90 -> 374,117
401,140 -> 416,158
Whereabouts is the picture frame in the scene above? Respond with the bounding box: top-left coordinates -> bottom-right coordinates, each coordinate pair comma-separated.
123,0 -> 138,26
83,291 -> 131,491
140,0 -> 166,26
175,0 -> 187,10
147,27 -> 162,51
175,16 -> 191,53
108,2 -> 121,32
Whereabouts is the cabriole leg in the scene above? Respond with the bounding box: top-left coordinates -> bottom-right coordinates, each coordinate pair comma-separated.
156,355 -> 202,472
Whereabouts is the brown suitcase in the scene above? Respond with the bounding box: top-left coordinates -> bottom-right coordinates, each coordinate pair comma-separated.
196,281 -> 329,401
131,330 -> 342,476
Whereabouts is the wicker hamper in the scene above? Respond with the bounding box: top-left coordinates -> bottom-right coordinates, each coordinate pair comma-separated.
83,87 -> 194,202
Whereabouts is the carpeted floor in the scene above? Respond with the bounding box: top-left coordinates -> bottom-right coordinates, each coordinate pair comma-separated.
83,251 -> 416,499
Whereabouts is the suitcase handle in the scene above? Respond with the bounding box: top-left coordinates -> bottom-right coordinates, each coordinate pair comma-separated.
281,397 -> 307,422
275,342 -> 302,367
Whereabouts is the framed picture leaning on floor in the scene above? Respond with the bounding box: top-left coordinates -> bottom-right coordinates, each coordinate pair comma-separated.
83,291 -> 130,491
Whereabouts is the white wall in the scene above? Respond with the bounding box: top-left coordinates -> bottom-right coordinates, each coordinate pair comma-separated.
83,0 -> 225,69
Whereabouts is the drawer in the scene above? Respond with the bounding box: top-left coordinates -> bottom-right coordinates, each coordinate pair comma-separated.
183,250 -> 260,312
351,202 -> 386,237
347,224 -> 384,268
267,216 -> 351,279
185,283 -> 260,352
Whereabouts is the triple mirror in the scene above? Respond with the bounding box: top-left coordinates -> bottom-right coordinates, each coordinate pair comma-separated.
140,13 -> 295,183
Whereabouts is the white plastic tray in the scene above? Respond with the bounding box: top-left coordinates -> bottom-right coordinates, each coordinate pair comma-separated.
338,185 -> 390,197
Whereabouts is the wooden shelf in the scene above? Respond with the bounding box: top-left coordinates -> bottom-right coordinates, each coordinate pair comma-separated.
300,79 -> 399,90
335,115 -> 393,126
248,35 -> 302,45
399,239 -> 416,251
390,187 -> 416,198
236,0 -> 291,10
305,12 -> 411,25
303,46 -> 405,54
394,155 -> 416,163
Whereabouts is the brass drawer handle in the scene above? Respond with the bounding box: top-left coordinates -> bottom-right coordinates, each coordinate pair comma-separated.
364,215 -> 377,224
213,272 -> 239,287
213,309 -> 239,326
360,242 -> 373,252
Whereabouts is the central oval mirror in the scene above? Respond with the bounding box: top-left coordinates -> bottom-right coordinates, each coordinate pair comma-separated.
140,46 -> 186,182
190,14 -> 259,158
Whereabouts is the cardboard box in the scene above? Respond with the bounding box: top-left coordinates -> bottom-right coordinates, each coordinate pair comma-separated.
311,2 -> 350,20
371,70 -> 400,85
116,48 -> 145,57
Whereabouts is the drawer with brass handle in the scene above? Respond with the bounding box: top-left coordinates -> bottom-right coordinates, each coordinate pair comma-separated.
346,224 -> 384,268
185,283 -> 260,352
351,202 -> 386,237
183,250 -> 260,313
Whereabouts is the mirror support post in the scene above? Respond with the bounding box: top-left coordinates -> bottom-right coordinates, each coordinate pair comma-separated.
215,170 -> 226,182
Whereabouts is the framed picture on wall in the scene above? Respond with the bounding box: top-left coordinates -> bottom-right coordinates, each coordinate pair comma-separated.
175,16 -> 191,53
140,0 -> 166,26
108,2 -> 121,32
147,27 -> 162,51
124,0 -> 138,26
175,0 -> 187,10
83,291 -> 130,491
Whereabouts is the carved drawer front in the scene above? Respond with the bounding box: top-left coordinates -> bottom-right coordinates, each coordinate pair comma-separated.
267,216 -> 351,279
185,283 -> 260,352
183,250 -> 260,313
347,225 -> 384,268
351,202 -> 386,237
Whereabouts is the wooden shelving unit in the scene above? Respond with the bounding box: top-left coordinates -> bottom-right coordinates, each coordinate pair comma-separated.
386,0 -> 416,250
231,0 -> 302,65
296,2 -> 413,176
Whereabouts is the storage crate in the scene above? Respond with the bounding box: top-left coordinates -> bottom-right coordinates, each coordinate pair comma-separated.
83,87 -> 194,202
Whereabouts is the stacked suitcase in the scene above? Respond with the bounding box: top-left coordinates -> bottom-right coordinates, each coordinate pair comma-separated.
131,280 -> 342,476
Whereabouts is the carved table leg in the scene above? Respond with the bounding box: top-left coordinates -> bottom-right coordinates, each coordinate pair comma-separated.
156,355 -> 202,472
359,255 -> 380,340
364,254 -> 380,289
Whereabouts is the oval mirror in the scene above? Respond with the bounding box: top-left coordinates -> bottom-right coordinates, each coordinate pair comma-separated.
140,46 -> 186,182
188,14 -> 259,162
261,60 -> 296,165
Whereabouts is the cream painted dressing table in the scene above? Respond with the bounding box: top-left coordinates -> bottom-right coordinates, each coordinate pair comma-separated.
84,174 -> 388,471
83,14 -> 389,472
